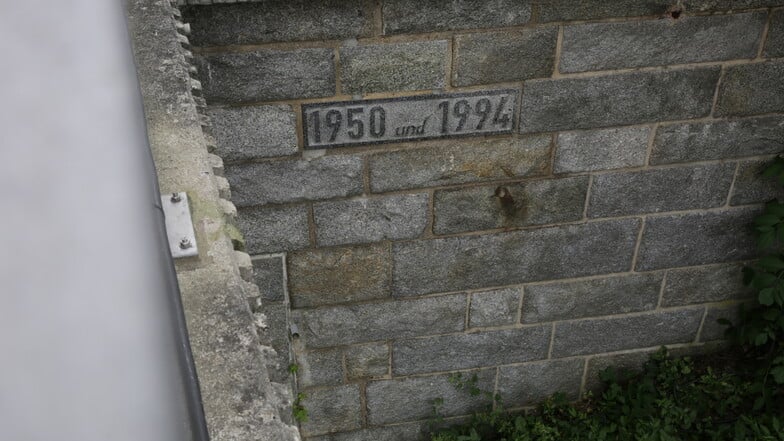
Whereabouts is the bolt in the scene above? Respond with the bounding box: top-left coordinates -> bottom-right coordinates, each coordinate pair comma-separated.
179,238 -> 192,249
170,193 -> 181,203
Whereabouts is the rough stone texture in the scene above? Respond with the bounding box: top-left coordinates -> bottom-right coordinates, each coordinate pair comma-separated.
453,28 -> 557,87
308,423 -> 427,441
662,263 -> 750,307
731,158 -> 784,205
587,164 -> 736,217
382,0 -> 532,34
237,205 -> 310,254
497,359 -> 585,408
551,309 -> 704,357
555,127 -> 651,173
291,294 -> 466,348
182,1 -> 375,46
255,302 -> 293,383
394,219 -> 639,296
583,350 -> 653,394
252,255 -> 285,301
345,343 -> 390,379
226,156 -> 363,207
296,349 -> 343,388
651,116 -> 784,165
366,370 -> 496,425
701,304 -> 742,341
433,176 -> 589,234
340,41 -> 447,94
287,244 -> 391,308
522,274 -> 663,323
537,0 -> 664,22
715,60 -> 784,117
520,68 -> 720,133
636,208 -> 760,271
469,288 -> 522,328
392,326 -> 551,375
766,9 -> 784,58
314,194 -> 429,246
207,105 -> 297,161
369,135 -> 551,192
199,49 -> 335,104
686,0 -> 784,11
299,385 -> 362,437
560,13 -> 765,73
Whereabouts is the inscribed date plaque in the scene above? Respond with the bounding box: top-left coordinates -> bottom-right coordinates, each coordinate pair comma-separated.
302,89 -> 518,149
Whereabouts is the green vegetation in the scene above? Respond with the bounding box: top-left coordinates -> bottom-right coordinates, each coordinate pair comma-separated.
293,392 -> 308,423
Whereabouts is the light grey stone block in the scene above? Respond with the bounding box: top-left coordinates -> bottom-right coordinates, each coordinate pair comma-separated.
497,359 -> 585,407
392,326 -> 550,375
382,0 -> 532,34
662,263 -> 750,307
433,176 -> 589,234
393,219 -> 639,296
520,68 -> 720,133
252,255 -> 285,301
555,127 -> 650,173
369,135 -> 550,192
208,105 -> 297,161
296,348 -> 343,388
587,163 -> 736,217
340,41 -> 447,94
299,385 -> 362,437
237,205 -> 310,254
314,194 -> 429,246
730,158 -> 784,205
469,288 -> 522,328
345,343 -> 389,379
522,273 -> 663,323
701,304 -> 741,341
715,60 -> 784,116
766,9 -> 784,58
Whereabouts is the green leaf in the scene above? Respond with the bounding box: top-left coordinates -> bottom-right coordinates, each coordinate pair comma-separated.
743,266 -> 756,285
758,231 -> 776,248
766,201 -> 784,217
763,308 -> 781,321
752,272 -> 777,289
759,288 -> 775,306
754,332 -> 769,346
758,255 -> 784,271
762,160 -> 784,178
755,214 -> 781,226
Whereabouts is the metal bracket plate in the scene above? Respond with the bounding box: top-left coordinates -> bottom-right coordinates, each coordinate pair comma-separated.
161,192 -> 198,259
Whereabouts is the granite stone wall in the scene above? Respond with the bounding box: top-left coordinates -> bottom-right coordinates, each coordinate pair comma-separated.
178,1 -> 784,439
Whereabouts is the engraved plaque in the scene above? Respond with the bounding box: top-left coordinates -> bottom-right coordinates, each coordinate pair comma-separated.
302,89 -> 518,149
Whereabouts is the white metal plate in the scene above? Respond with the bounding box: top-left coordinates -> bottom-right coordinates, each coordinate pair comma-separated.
161,192 -> 198,258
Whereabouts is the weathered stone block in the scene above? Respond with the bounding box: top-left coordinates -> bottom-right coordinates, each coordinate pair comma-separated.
299,385 -> 362,437
392,326 -> 550,375
182,1 -> 375,46
766,9 -> 784,58
537,0 -> 662,22
366,370 -> 495,425
561,13 -> 765,73
226,156 -> 363,207
199,49 -> 335,103
307,423 -> 427,441
252,255 -> 285,301
730,158 -> 784,205
555,127 -> 650,173
662,263 -> 749,307
651,116 -> 784,165
701,304 -> 741,341
369,135 -> 550,192
453,28 -> 557,86
288,244 -> 391,308
291,294 -> 466,348
207,105 -> 297,161
345,343 -> 389,379
237,205 -> 309,254
254,302 -> 293,383
340,41 -> 447,94
433,176 -> 589,234
551,309 -> 703,357
469,288 -> 522,328
715,60 -> 784,116
636,208 -> 760,271
686,0 -> 784,11
393,219 -> 639,296
314,194 -> 429,246
587,164 -> 735,218
382,0 -> 531,34
497,359 -> 585,407
296,348 -> 343,388
520,68 -> 720,133
522,273 -> 662,323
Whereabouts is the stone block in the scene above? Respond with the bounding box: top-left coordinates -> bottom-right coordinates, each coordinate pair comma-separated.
651,116 -> 784,165
369,135 -> 550,192
182,1 -> 375,46
497,359 -> 585,407
392,326 -> 550,375
307,423 -> 427,441
715,60 -> 784,116
520,68 -> 720,133
636,208 -> 760,271
701,304 -> 741,341
345,343 -> 389,379
382,0 -> 531,34
237,205 -> 310,254
199,48 -> 335,103
291,294 -> 466,348
522,273 -> 662,323
252,255 -> 285,301
207,105 -> 297,161
555,127 -> 650,173
551,309 -> 704,357
469,287 -> 522,328
366,370 -> 495,425
766,9 -> 784,58
288,244 -> 391,308
686,0 -> 784,11
299,385 -> 362,437
340,41 -> 447,94
583,350 -> 653,395
314,194 -> 429,246
537,0 -> 662,22
254,302 -> 293,383
453,28 -> 557,87
730,158 -> 784,205
226,156 -> 363,207
662,263 -> 750,307
560,13 -> 765,73
587,164 -> 735,218
433,176 -> 588,234
393,219 -> 639,296
296,348 -> 343,388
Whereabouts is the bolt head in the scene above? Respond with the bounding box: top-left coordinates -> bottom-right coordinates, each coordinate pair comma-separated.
179,238 -> 192,249
170,193 -> 182,203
